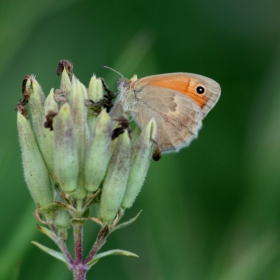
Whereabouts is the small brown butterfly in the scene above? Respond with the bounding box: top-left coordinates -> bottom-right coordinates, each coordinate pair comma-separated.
110,72 -> 221,154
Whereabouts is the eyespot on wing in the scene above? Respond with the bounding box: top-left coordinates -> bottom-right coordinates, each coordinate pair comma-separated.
135,73 -> 221,116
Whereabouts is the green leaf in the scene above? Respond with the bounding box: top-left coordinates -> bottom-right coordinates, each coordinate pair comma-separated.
36,225 -> 57,242
31,241 -> 70,268
86,249 -> 138,268
111,210 -> 142,233
40,202 -> 64,212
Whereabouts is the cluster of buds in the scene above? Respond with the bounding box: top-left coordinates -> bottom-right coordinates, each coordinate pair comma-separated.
15,60 -> 157,274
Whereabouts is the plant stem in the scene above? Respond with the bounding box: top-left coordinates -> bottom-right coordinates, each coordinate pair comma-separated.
73,221 -> 87,280
58,238 -> 74,265
84,226 -> 109,264
49,223 -> 74,265
74,223 -> 83,263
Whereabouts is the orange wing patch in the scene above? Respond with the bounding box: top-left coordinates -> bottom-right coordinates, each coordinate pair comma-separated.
143,75 -> 208,109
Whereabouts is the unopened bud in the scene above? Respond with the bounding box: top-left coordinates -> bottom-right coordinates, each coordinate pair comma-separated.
71,77 -> 89,167
54,210 -> 71,240
53,103 -> 79,194
60,68 -> 72,102
87,75 -> 106,134
99,130 -> 131,225
88,74 -> 105,102
17,112 -> 53,208
85,109 -> 112,192
70,77 -> 90,198
121,119 -> 157,209
43,89 -> 58,173
27,76 -> 46,152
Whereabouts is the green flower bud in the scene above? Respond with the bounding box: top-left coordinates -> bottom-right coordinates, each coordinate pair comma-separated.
87,75 -> 106,134
121,119 -> 157,209
54,210 -> 71,241
27,76 -> 46,153
60,68 -> 72,102
70,77 -> 90,199
53,103 -> 79,194
85,109 -> 112,192
71,77 -> 89,168
43,89 -> 58,174
54,210 -> 71,228
99,130 -> 131,225
17,112 -> 53,208
88,74 -> 105,102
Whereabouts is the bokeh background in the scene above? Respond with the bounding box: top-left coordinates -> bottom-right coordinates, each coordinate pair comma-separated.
1,0 -> 280,279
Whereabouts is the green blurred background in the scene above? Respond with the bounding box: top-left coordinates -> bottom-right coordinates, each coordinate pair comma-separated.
1,0 -> 280,279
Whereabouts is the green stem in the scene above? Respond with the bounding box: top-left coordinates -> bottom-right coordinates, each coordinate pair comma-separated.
76,199 -> 83,211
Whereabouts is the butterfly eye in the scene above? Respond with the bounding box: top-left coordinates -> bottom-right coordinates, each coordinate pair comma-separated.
196,86 -> 205,94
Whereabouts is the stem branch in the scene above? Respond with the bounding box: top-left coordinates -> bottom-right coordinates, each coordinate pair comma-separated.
50,223 -> 74,265
85,226 -> 109,264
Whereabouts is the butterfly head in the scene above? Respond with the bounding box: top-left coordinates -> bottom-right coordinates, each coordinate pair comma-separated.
117,75 -> 138,92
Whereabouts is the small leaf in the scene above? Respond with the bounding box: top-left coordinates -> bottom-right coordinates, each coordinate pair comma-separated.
86,249 -> 138,268
83,189 -> 100,210
53,200 -> 76,213
71,218 -> 87,226
111,210 -> 142,233
88,217 -> 103,227
31,241 -> 70,267
40,202 -> 64,212
36,225 -> 57,242
34,208 -> 48,224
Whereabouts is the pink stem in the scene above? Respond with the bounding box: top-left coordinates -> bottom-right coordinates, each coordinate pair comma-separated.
72,223 -> 88,280
84,226 -> 109,264
74,223 -> 83,264
50,223 -> 74,265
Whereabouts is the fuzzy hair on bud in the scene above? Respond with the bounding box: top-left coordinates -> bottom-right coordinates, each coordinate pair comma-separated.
85,109 -> 112,192
121,119 -> 157,208
17,112 -> 53,208
53,103 -> 79,194
99,130 -> 131,225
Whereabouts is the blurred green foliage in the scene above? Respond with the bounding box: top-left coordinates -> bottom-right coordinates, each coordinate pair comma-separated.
1,0 -> 280,279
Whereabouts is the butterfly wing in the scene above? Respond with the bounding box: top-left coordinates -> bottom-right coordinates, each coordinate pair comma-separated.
129,85 -> 203,152
133,73 -> 221,117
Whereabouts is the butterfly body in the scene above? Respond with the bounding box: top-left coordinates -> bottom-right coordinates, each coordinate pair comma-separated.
110,73 -> 221,153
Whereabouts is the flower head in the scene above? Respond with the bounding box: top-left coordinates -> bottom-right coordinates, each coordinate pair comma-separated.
16,60 -> 157,226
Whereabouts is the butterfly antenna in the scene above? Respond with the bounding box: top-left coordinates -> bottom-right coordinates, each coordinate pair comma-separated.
102,66 -> 124,78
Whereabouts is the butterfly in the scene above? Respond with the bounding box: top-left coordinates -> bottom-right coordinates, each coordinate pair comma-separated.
109,72 -> 221,159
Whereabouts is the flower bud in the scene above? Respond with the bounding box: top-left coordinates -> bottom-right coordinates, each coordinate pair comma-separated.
70,77 -> 90,199
17,112 -> 53,208
88,74 -> 105,102
54,210 -> 71,241
27,76 -> 46,152
71,77 -> 89,168
53,103 -> 79,194
87,75 -> 106,134
85,109 -> 112,192
121,119 -> 157,209
99,130 -> 131,225
43,89 -> 58,174
60,68 -> 72,102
